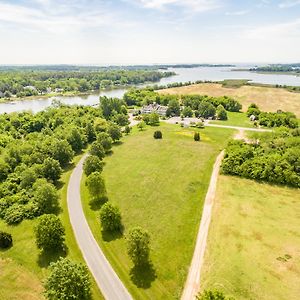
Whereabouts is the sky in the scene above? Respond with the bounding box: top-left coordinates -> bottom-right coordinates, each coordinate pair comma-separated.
0,0 -> 300,65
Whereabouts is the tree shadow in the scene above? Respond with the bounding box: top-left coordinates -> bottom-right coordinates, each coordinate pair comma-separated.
37,245 -> 68,268
89,195 -> 108,211
101,228 -> 124,242
129,261 -> 157,289
113,141 -> 123,146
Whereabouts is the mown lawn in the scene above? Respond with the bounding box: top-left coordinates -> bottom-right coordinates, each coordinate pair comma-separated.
0,152 -> 103,300
201,175 -> 300,300
210,112 -> 254,128
81,123 -> 234,299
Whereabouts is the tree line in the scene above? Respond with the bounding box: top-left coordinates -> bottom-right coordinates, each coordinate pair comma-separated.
0,69 -> 174,98
221,128 -> 300,187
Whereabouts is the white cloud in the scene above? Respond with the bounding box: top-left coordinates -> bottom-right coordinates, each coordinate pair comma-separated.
225,10 -> 249,16
279,0 -> 300,8
0,1 -> 123,34
244,18 -> 300,39
133,0 -> 221,12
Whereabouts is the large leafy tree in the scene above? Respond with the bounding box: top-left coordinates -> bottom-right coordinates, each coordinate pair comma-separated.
44,258 -> 91,300
127,227 -> 151,266
99,203 -> 122,232
86,171 -> 106,199
35,214 -> 65,251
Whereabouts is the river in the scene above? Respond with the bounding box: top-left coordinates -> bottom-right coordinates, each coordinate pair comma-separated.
1,66 -> 299,114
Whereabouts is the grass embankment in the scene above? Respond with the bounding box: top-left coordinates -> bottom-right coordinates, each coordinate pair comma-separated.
81,123 -> 234,299
0,152 -> 103,300
201,175 -> 300,300
159,83 -> 300,118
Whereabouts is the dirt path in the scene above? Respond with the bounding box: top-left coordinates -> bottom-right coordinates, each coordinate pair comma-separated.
181,151 -> 225,300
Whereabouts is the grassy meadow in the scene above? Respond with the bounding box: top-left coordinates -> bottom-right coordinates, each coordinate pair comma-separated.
159,83 -> 300,117
0,152 -> 103,300
81,123 -> 235,299
210,111 -> 254,128
201,175 -> 300,300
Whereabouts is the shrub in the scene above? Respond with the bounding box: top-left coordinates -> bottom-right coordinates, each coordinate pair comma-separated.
194,132 -> 200,141
4,204 -> 25,225
153,131 -> 162,139
99,203 -> 122,232
0,231 -> 13,248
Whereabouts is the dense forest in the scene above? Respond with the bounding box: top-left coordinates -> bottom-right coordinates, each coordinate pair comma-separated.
0,102 -> 124,225
0,68 -> 174,98
221,128 -> 300,187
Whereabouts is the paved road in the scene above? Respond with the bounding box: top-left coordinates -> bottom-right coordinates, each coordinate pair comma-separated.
165,117 -> 272,132
67,155 -> 132,300
181,151 -> 225,300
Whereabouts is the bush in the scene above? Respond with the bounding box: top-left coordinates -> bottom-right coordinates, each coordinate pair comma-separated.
0,231 -> 13,248
153,131 -> 162,139
99,203 -> 122,232
4,204 -> 25,225
44,258 -> 91,300
194,132 -> 200,141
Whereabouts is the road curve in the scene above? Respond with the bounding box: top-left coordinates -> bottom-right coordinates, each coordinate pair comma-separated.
181,151 -> 225,300
67,154 -> 133,300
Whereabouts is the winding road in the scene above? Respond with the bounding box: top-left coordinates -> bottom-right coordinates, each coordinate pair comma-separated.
67,155 -> 132,300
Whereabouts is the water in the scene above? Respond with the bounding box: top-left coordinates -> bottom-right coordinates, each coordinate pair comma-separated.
1,66 -> 299,114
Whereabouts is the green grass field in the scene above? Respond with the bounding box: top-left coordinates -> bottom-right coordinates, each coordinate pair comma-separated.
210,112 -> 254,128
81,123 -> 235,299
201,175 -> 300,300
0,152 -> 103,300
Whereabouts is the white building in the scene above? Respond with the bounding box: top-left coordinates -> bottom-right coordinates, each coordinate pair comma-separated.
141,103 -> 168,116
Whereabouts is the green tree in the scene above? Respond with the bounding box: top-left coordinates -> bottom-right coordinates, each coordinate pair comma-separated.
20,168 -> 37,189
197,102 -> 216,119
99,203 -> 122,232
97,132 -> 112,153
86,172 -> 106,199
83,155 -> 103,176
166,99 -> 180,117
35,214 -> 65,251
194,132 -> 200,141
89,141 -> 105,159
127,227 -> 150,266
44,258 -> 91,300
137,121 -> 146,131
67,127 -> 84,153
43,157 -> 62,183
124,125 -> 131,135
182,106 -> 193,117
33,180 -> 59,214
51,139 -> 74,167
148,112 -> 160,126
108,124 -> 122,142
216,105 -> 228,120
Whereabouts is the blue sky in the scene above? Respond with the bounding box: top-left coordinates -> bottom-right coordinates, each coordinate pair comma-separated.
0,0 -> 300,64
